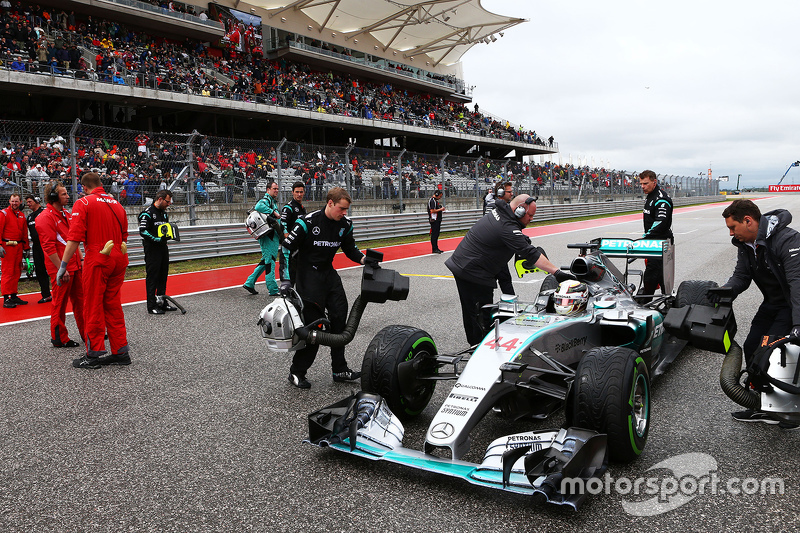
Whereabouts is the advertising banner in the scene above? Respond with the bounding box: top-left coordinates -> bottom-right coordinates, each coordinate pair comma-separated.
769,185 -> 800,192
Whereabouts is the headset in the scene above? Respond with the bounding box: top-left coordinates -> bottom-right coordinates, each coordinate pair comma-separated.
496,186 -> 505,197
514,196 -> 536,218
46,181 -> 60,204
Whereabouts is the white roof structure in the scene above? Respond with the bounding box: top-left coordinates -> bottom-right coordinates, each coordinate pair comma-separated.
254,0 -> 525,67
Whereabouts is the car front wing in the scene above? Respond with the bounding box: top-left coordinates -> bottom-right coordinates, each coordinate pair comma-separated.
304,392 -> 608,510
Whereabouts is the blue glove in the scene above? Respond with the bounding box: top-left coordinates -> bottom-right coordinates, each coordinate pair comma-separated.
56,260 -> 68,286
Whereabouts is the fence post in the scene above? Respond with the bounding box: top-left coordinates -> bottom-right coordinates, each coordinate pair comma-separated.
187,130 -> 199,226
345,142 -> 353,196
439,151 -> 448,198
527,160 -> 533,196
397,148 -> 406,212
568,169 -> 572,204
474,156 -> 483,210
69,118 -> 80,204
276,137 -> 287,205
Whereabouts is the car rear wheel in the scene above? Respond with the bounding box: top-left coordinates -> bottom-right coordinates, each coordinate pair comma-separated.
572,346 -> 650,463
675,280 -> 718,307
361,325 -> 438,420
539,274 -> 559,294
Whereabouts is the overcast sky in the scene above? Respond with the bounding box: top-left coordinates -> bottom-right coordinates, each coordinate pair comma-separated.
461,0 -> 800,188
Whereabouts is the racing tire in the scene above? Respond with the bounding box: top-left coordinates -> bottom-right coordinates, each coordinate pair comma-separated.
572,346 -> 650,463
361,325 -> 438,420
675,280 -> 718,307
539,274 -> 559,294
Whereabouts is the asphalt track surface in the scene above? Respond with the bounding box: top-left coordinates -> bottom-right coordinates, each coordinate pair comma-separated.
1,197 -> 799,531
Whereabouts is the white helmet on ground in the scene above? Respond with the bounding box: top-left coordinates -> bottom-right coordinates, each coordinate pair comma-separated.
554,280 -> 589,315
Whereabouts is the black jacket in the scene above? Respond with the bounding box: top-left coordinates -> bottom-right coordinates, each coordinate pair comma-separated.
280,198 -> 306,235
643,184 -> 673,240
282,209 -> 363,277
427,195 -> 442,222
138,204 -> 169,248
726,209 -> 800,324
445,201 -> 542,288
26,206 -> 44,246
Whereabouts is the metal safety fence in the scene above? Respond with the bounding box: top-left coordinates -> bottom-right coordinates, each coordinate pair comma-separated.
124,195 -> 725,267
0,119 -> 721,227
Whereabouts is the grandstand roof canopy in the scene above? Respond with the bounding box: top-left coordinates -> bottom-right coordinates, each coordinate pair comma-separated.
254,0 -> 526,66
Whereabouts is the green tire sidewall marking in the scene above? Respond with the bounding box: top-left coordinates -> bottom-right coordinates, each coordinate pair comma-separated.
628,356 -> 648,454
401,336 -> 436,415
407,336 -> 435,362
723,330 -> 731,352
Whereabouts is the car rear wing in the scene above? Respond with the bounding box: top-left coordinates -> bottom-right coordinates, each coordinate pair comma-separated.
568,238 -> 675,295
598,238 -> 669,258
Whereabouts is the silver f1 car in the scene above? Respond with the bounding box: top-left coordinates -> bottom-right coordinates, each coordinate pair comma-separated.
261,240 -> 719,509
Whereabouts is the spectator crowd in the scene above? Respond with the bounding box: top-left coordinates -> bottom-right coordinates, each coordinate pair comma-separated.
1,0 -> 552,146
0,120 -> 644,210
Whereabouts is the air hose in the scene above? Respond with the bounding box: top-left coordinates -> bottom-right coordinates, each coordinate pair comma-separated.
719,341 -> 760,409
302,295 -> 369,348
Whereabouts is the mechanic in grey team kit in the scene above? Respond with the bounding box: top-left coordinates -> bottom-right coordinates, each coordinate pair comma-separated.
712,199 -> 800,427
446,194 -> 575,345
280,187 -> 367,389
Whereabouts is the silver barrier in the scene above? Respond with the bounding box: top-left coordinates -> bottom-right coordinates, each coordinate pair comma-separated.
125,196 -> 725,267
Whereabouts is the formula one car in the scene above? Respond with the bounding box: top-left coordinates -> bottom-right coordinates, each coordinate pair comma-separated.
260,239 -> 715,509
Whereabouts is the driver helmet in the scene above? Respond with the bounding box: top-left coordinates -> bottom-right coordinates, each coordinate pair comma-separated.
554,280 -> 589,315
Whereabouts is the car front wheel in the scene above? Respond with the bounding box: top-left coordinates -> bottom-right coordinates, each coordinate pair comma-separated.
572,346 -> 650,463
360,325 -> 438,420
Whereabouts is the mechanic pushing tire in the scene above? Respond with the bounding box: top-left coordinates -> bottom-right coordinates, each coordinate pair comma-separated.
675,280 -> 718,307
572,346 -> 651,463
361,325 -> 438,419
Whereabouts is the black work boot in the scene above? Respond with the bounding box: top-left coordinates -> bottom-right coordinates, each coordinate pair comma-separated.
73,355 -> 102,369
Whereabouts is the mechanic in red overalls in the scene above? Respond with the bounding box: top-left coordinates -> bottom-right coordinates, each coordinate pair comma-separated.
58,172 -> 130,370
0,193 -> 30,308
36,180 -> 85,348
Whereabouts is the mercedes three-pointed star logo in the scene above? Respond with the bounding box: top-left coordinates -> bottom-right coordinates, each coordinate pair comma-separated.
430,422 -> 454,439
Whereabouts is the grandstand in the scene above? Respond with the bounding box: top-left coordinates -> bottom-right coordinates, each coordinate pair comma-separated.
0,0 -> 553,156
0,0 -> 717,222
